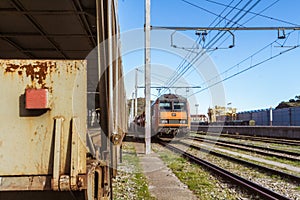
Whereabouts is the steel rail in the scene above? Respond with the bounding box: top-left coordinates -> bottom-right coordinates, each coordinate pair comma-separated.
192,129 -> 300,146
179,140 -> 300,182
192,136 -> 300,157
159,140 -> 292,200
190,136 -> 300,162
217,133 -> 300,146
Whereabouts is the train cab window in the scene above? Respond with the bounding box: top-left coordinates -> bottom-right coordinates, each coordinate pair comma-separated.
173,102 -> 186,111
159,102 -> 171,111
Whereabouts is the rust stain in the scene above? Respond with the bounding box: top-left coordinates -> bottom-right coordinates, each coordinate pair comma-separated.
4,61 -> 56,88
4,64 -> 19,72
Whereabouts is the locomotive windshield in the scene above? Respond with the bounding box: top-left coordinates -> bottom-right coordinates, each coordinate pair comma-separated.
159,101 -> 186,111
159,102 -> 172,111
173,102 -> 186,111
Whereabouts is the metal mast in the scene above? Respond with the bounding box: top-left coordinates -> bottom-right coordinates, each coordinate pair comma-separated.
145,0 -> 151,154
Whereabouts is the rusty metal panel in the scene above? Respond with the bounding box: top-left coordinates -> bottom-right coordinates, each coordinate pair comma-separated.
0,60 -> 87,177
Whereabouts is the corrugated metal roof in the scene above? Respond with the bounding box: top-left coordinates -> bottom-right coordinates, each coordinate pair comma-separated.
0,0 -> 97,59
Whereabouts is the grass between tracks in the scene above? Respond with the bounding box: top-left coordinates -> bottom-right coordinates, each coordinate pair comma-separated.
113,142 -> 155,200
153,145 -> 240,200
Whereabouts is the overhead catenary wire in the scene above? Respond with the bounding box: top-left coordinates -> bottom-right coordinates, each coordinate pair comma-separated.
184,0 -> 284,80
188,43 -> 300,97
207,0 -> 282,57
164,0 -> 295,97
241,0 -> 280,25
160,0 -> 252,95
159,0 -> 300,100
203,30 -> 297,86
181,0 -> 247,27
161,0 -> 260,94
199,0 -> 300,26
163,0 -> 256,88
161,0 -> 245,91
137,67 -> 193,86
184,0 -> 290,82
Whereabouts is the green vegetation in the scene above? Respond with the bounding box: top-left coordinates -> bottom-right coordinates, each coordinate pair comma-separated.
276,95 -> 300,109
127,98 -> 154,117
113,143 -> 155,200
156,147 -> 239,200
127,98 -> 145,116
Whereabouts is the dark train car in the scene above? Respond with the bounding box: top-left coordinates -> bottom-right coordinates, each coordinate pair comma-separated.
151,94 -> 191,137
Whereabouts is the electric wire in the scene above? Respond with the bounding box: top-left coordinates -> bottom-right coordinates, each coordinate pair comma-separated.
184,0 -> 283,79
150,0 -> 300,108
209,0 -> 281,56
188,44 -> 300,97
200,33 -> 293,86
165,0 -> 292,96
241,0 -> 280,25
160,0 -> 250,94
181,0 -> 246,27
165,0 -> 255,87
182,0 -> 290,84
187,30 -> 300,97
161,0 -> 244,90
199,0 -> 300,26
162,0 -> 259,93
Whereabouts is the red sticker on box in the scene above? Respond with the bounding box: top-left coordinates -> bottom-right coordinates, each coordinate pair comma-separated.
25,89 -> 49,109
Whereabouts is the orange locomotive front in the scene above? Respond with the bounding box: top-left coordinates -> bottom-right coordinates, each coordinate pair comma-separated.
151,94 -> 190,137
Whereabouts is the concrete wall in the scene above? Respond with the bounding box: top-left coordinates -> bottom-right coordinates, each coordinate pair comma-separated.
192,125 -> 300,139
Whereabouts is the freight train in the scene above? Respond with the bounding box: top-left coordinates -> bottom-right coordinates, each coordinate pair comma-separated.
0,1 -> 126,200
133,94 -> 191,137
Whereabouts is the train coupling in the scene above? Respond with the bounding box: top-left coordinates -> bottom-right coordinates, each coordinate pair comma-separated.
111,133 -> 122,145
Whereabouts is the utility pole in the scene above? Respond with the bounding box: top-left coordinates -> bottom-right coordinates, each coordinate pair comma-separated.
195,104 -> 199,121
135,68 -> 138,117
131,92 -> 134,121
145,0 -> 151,154
270,106 -> 273,126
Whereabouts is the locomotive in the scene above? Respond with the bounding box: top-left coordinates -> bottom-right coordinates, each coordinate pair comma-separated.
151,94 -> 191,137
132,94 -> 191,138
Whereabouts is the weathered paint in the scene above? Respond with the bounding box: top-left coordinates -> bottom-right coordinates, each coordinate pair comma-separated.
0,60 -> 87,190
4,61 -> 56,88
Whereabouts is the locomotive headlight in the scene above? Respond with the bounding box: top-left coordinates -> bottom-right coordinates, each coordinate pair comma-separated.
180,120 -> 187,124
160,119 -> 168,124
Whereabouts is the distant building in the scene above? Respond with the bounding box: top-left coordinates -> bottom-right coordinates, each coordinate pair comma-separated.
208,106 -> 237,123
190,114 -> 208,123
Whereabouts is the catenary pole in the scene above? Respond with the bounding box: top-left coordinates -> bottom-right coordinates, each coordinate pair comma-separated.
135,68 -> 138,117
145,0 -> 151,154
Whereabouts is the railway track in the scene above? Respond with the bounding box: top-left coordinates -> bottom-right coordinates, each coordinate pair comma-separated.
212,133 -> 300,146
189,136 -> 300,162
158,139 -> 292,200
179,139 -> 300,182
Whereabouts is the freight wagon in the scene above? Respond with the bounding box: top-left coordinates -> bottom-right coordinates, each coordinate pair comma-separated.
0,0 -> 127,199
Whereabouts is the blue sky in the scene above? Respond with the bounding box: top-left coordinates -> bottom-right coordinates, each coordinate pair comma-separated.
118,0 -> 300,115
